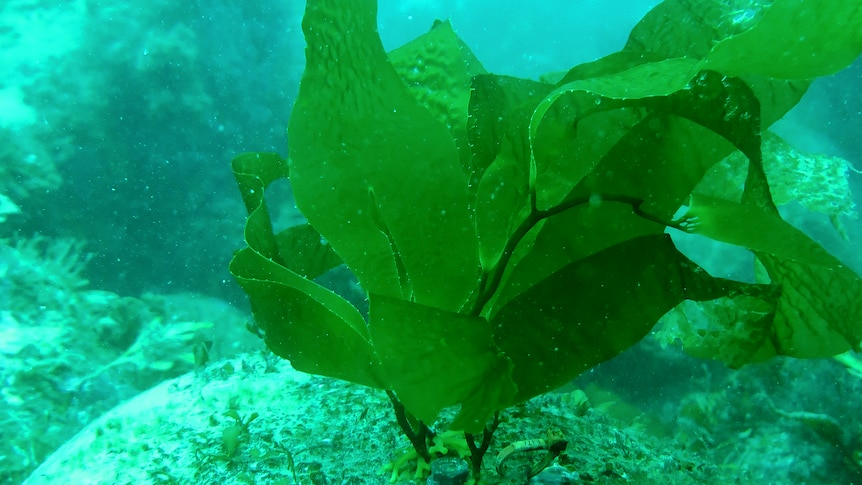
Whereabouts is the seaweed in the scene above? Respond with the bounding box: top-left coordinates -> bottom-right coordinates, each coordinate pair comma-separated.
230,0 -> 862,480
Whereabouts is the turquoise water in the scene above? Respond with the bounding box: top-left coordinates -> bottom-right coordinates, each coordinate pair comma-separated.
1,2 -> 861,484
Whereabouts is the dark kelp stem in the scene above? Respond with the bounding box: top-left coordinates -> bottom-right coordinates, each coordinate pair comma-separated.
387,390 -> 432,461
465,412 -> 502,481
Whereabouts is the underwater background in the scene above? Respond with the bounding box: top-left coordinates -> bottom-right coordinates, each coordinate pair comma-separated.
1,1 -> 861,484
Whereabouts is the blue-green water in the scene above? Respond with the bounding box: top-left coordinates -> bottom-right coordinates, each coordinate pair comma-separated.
1,2 -> 861,484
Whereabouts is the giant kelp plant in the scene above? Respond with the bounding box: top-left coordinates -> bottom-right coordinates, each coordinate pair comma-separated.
230,0 -> 862,481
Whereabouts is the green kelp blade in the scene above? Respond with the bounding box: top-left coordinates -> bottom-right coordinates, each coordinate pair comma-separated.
232,249 -> 385,388
505,0 -> 862,368
468,75 -> 553,186
553,1 -> 750,89
625,0 -> 744,58
389,19 -> 486,174
727,2 -> 862,359
679,194 -> 841,268
274,224 -> 344,280
474,154 -> 530,272
533,69 -> 762,217
625,0 -> 862,80
229,153 -> 385,389
469,75 -> 552,271
232,152 -> 289,214
619,0 -> 810,126
660,256 -> 862,364
492,70 -> 761,314
233,152 -> 343,280
756,255 -> 862,357
695,131 -> 858,221
706,0 -> 862,79
529,58 -> 703,210
487,202 -> 661,319
678,195 -> 862,358
370,294 -> 516,433
289,0 -> 479,312
615,0 -> 807,127
658,295 -> 780,369
231,152 -> 289,262
491,234 -> 761,403
568,70 -> 771,215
